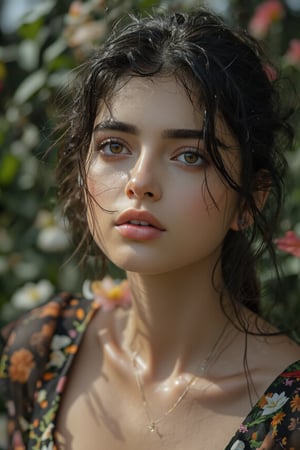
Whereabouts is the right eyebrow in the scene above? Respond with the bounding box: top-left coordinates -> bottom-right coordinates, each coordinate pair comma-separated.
161,129 -> 204,140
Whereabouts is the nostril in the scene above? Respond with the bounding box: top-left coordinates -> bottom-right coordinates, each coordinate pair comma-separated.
128,189 -> 135,198
146,192 -> 154,197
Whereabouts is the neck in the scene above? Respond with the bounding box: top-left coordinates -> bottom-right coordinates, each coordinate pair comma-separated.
123,264 -> 230,379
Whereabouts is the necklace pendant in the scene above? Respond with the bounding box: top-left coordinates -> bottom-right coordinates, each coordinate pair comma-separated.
147,422 -> 156,433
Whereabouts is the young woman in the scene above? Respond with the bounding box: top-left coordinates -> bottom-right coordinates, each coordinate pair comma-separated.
1,8 -> 300,450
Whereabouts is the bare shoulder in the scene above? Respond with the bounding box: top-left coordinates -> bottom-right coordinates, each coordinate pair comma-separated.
243,311 -> 300,389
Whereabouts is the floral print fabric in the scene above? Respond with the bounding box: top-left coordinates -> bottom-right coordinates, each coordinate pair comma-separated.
225,362 -> 300,450
0,291 -> 300,450
0,292 -> 100,450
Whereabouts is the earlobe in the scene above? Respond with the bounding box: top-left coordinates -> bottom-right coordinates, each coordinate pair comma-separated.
230,188 -> 269,231
230,210 -> 250,231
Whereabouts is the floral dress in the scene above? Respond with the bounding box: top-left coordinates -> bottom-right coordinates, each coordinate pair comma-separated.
1,280 -> 300,450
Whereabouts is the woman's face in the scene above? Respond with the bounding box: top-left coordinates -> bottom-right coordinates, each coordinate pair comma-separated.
86,76 -> 240,275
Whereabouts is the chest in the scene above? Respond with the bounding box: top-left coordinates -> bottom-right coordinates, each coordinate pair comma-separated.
54,352 -> 248,450
55,388 -> 244,450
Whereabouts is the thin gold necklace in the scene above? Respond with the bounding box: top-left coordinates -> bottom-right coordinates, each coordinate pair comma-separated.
130,321 -> 228,434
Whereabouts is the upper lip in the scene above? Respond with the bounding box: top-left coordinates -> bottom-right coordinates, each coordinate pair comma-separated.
115,209 -> 166,231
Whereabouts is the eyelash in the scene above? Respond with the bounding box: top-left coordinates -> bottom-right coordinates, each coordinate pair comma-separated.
94,138 -> 208,167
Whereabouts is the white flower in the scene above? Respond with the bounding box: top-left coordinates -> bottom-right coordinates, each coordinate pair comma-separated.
47,350 -> 66,369
82,279 -> 94,300
41,444 -> 53,450
35,209 -> 70,253
11,279 -> 54,309
261,392 -> 289,416
41,424 -> 54,442
37,389 -> 47,403
51,335 -> 72,350
37,225 -> 70,252
230,440 -> 245,450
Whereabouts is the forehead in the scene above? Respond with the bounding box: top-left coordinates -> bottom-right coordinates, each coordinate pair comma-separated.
96,76 -> 203,130
95,76 -> 237,151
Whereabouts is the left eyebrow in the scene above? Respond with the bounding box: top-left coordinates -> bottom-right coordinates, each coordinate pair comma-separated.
162,129 -> 204,140
163,128 -> 229,149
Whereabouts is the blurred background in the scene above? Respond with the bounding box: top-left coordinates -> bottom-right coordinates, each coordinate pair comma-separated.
0,0 -> 299,446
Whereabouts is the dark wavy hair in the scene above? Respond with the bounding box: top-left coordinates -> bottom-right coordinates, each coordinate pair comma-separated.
56,8 -> 293,324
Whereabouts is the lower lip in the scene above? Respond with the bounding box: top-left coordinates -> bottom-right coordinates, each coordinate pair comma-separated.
115,224 -> 164,241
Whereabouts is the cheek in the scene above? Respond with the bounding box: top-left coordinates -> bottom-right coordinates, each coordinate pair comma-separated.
175,175 -> 238,229
173,173 -> 217,213
86,165 -> 129,211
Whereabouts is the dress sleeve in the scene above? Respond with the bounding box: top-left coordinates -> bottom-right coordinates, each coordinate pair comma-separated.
273,366 -> 300,450
0,296 -> 64,449
255,363 -> 300,450
225,362 -> 300,450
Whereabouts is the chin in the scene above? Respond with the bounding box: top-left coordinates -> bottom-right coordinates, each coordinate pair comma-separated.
111,260 -> 162,275
108,253 -> 186,277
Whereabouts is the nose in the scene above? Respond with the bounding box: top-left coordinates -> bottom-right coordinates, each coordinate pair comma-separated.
124,152 -> 162,201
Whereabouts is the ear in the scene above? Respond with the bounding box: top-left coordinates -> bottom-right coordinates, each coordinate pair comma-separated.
230,187 -> 270,232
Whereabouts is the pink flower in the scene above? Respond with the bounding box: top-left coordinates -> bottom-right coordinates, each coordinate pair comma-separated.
68,329 -> 77,339
12,430 -> 24,446
248,0 -> 285,39
83,277 -> 131,311
56,375 -> 67,393
263,63 -> 278,81
68,1 -> 84,17
285,39 -> 300,67
66,21 -> 107,48
239,424 -> 248,433
274,231 -> 300,258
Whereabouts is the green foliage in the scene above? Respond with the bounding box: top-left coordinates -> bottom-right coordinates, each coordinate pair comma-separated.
0,0 -> 299,330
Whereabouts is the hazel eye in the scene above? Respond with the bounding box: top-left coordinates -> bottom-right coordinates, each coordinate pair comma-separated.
175,150 -> 206,167
108,142 -> 125,154
96,139 -> 130,156
183,152 -> 200,164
